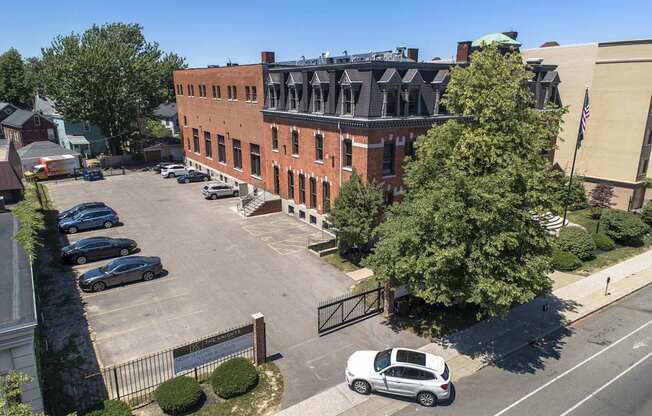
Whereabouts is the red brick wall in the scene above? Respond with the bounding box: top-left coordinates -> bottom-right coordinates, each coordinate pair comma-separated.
174,65 -> 267,187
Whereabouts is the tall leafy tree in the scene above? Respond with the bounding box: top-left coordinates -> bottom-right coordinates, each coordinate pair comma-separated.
0,371 -> 41,416
365,46 -> 565,317
40,23 -> 186,154
160,52 -> 187,102
329,170 -> 385,253
0,48 -> 32,108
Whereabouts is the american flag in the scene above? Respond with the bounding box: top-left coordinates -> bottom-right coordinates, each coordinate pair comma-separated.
577,89 -> 590,147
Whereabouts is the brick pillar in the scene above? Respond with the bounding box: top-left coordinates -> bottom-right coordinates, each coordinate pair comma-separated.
383,282 -> 394,318
252,312 -> 267,365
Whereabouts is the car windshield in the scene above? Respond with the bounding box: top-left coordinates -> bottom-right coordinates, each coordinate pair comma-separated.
441,363 -> 449,380
100,261 -> 120,272
374,349 -> 392,372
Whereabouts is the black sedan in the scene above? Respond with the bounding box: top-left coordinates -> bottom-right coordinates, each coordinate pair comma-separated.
61,237 -> 137,265
79,256 -> 163,292
177,171 -> 211,183
153,162 -> 175,173
58,202 -> 107,222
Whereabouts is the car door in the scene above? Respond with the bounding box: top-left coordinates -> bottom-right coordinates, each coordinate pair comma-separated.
81,241 -> 102,260
381,366 -> 419,396
122,263 -> 145,283
94,241 -> 116,260
76,213 -> 93,230
107,264 -> 134,285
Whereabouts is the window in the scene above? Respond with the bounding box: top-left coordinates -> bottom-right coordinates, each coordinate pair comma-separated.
408,88 -> 419,115
313,87 -> 323,112
289,87 -> 298,110
212,85 -> 221,99
250,144 -> 261,177
383,141 -> 395,175
251,86 -> 257,102
343,139 -> 353,168
384,190 -> 394,205
199,84 -> 207,97
232,86 -> 237,100
232,139 -> 242,169
287,171 -> 294,199
292,130 -> 299,155
183,115 -> 188,126
405,138 -> 416,159
342,87 -> 353,115
384,88 -> 398,117
298,174 -> 306,204
273,166 -> 280,195
310,215 -> 317,224
177,84 -> 184,95
192,128 -> 200,153
245,86 -> 251,102
187,137 -> 191,150
268,85 -> 279,109
204,131 -> 212,158
309,177 -> 317,208
189,84 -> 195,96
271,127 -> 278,150
315,134 -> 324,161
396,349 -> 426,366
228,86 -> 233,100
322,182 -> 331,213
640,158 -> 649,175
34,115 -> 41,127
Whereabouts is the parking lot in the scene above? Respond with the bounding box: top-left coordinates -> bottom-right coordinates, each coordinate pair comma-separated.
46,171 -> 426,407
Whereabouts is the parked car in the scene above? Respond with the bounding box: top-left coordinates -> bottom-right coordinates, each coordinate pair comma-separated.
83,168 -> 104,181
58,208 -> 119,234
79,256 -> 163,292
202,183 -> 240,199
345,348 -> 450,407
61,236 -> 137,265
153,162 -> 175,173
161,164 -> 193,178
58,202 -> 108,222
177,171 -> 211,184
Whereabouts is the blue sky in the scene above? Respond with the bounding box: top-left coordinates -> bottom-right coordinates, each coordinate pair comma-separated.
2,0 -> 651,67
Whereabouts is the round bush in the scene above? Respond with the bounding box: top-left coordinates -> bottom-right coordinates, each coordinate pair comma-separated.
599,210 -> 649,246
557,226 -> 596,260
593,233 -> 615,251
153,376 -> 201,415
210,358 -> 259,399
641,200 -> 652,227
84,400 -> 131,416
552,249 -> 582,271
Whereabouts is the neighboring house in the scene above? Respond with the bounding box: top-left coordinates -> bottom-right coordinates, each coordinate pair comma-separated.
143,138 -> 184,163
34,95 -> 107,158
153,102 -> 180,136
1,108 -> 58,149
0,139 -> 24,202
0,103 -> 18,139
17,141 -> 81,173
0,211 -> 43,412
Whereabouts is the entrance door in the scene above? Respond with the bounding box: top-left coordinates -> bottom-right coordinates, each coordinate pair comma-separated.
273,166 -> 280,195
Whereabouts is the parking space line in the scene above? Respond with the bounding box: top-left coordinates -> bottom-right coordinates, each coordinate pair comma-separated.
85,292 -> 191,318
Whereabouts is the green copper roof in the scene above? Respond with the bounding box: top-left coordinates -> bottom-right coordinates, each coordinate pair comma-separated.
471,33 -> 521,47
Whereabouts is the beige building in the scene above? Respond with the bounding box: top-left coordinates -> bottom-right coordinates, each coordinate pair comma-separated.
523,40 -> 652,209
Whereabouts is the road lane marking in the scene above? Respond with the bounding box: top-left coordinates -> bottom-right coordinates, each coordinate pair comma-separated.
491,318 -> 652,416
558,350 -> 652,416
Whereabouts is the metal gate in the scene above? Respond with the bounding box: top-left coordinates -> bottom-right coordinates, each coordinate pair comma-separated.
317,285 -> 384,334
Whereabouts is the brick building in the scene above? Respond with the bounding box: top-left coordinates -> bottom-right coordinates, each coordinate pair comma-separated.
175,34 -> 561,230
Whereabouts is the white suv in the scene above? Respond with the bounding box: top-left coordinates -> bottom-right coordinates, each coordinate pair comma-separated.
345,348 -> 450,407
202,183 -> 239,199
161,164 -> 193,178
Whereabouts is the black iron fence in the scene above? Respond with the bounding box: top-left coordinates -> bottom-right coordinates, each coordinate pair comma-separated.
318,285 -> 384,334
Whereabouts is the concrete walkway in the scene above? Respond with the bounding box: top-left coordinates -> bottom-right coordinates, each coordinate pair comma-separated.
274,249 -> 652,416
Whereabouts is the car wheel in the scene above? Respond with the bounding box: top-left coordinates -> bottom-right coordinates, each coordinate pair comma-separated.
352,380 -> 371,395
417,392 -> 437,407
92,281 -> 106,292
143,271 -> 155,281
184,178 -> 190,183
203,176 -> 209,181
119,248 -> 129,256
67,226 -> 78,234
233,191 -> 239,197
104,221 -> 113,228
169,173 -> 175,178
76,256 -> 87,265
211,194 -> 218,200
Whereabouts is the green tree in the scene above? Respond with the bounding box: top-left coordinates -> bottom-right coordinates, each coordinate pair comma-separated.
40,23 -> 186,154
0,371 -> 41,416
145,118 -> 172,138
365,46 -> 565,317
159,52 -> 187,102
329,170 -> 384,253
0,48 -> 32,108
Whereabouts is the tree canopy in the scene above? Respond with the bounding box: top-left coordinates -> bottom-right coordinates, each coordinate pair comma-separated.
0,48 -> 34,108
0,371 -> 41,416
40,23 -> 186,154
365,46 -> 565,317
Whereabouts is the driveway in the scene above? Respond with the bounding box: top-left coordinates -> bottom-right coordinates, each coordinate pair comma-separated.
46,171 -> 426,407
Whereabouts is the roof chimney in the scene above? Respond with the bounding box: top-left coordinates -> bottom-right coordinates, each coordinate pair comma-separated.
407,48 -> 419,62
456,41 -> 472,63
261,51 -> 275,64
503,31 -> 518,41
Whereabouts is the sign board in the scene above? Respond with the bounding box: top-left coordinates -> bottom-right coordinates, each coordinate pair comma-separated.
172,325 -> 253,374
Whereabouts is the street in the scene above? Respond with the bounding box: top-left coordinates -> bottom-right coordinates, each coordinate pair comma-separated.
397,284 -> 652,415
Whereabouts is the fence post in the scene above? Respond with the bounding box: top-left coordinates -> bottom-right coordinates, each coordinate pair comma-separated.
251,313 -> 266,366
383,282 -> 394,319
113,368 -> 120,400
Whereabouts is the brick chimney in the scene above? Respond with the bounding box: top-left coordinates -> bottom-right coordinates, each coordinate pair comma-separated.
456,41 -> 472,63
261,51 -> 275,64
407,48 -> 419,62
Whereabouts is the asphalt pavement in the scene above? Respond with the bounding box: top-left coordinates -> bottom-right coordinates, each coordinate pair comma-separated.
396,284 -> 652,416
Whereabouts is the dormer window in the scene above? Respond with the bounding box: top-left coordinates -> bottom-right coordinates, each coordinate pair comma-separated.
431,69 -> 450,115
378,68 -> 402,117
313,87 -> 323,113
407,88 -> 420,116
342,87 -> 354,116
339,69 -> 362,117
286,72 -> 303,112
268,85 -> 279,109
311,71 -> 329,114
289,86 -> 298,110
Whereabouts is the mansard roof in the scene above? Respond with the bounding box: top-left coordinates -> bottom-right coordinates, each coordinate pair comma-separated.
286,72 -> 304,86
378,68 -> 403,84
541,70 -> 560,84
340,69 -> 364,85
267,73 -> 283,84
402,68 -> 425,84
311,71 -> 330,85
431,69 -> 450,85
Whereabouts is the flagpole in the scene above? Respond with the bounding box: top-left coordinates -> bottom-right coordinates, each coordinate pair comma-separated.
562,87 -> 589,227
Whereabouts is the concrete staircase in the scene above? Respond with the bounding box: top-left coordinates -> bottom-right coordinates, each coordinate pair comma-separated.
239,191 -> 281,217
533,211 -> 569,234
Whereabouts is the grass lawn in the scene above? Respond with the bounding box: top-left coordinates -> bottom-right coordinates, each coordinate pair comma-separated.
566,208 -> 599,233
323,253 -> 362,273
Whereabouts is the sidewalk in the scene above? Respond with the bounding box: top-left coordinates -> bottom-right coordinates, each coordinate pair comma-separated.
274,249 -> 652,416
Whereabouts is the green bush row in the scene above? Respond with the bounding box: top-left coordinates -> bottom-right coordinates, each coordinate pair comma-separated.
84,400 -> 131,416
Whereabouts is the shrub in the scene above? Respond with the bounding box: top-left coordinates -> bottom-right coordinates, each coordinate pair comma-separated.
593,233 -> 615,251
552,249 -> 582,271
599,210 -> 649,246
557,226 -> 596,260
641,200 -> 652,227
153,376 -> 201,415
210,358 -> 258,399
85,400 -> 131,416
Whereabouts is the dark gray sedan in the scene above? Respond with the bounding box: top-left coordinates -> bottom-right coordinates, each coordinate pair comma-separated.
79,256 -> 163,292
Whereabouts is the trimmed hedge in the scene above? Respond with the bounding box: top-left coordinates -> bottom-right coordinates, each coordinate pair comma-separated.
153,376 -> 202,415
210,358 -> 259,399
552,249 -> 582,271
642,200 -> 652,227
593,233 -> 615,251
599,210 -> 649,246
557,226 -> 596,260
84,400 -> 131,416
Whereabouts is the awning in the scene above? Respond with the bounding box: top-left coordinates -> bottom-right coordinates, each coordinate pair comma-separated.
68,135 -> 90,146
